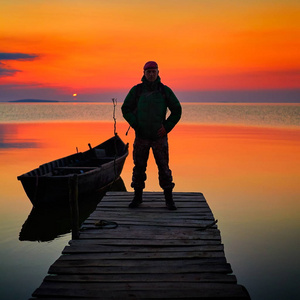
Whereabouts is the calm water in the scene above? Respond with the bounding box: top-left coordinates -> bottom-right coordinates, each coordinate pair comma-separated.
1,102 -> 299,128
0,103 -> 299,300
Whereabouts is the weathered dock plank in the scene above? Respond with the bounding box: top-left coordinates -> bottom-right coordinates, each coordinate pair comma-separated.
31,192 -> 250,299
43,273 -> 238,283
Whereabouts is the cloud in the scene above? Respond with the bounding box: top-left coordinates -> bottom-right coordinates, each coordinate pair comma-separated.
0,62 -> 20,76
0,52 -> 39,60
0,52 -> 39,77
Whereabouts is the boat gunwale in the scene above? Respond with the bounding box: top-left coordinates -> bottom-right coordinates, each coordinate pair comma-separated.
17,136 -> 128,180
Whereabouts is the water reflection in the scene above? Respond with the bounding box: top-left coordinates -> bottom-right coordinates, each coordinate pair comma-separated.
0,123 -> 40,149
19,177 -> 126,242
0,141 -> 38,149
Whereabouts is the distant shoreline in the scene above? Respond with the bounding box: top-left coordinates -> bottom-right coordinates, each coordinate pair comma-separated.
9,99 -> 60,103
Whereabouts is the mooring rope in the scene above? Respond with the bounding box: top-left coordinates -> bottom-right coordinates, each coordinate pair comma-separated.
80,220 -> 119,230
94,219 -> 118,229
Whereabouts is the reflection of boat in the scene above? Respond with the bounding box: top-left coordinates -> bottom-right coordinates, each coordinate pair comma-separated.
19,177 -> 126,242
17,135 -> 128,207
20,205 -> 75,242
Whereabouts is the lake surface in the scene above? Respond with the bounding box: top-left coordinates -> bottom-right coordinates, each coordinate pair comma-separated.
0,102 -> 299,299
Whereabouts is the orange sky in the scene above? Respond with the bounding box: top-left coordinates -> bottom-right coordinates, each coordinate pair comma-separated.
1,0 -> 300,101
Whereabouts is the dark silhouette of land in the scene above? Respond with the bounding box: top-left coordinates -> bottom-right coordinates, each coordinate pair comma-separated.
10,99 -> 59,103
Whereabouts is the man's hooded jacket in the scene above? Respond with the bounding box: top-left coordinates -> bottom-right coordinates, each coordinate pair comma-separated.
122,76 -> 182,140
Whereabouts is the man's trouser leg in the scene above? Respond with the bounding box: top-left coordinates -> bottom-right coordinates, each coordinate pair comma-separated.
152,136 -> 176,210
129,138 -> 150,208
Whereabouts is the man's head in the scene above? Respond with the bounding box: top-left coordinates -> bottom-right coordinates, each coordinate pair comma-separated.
143,61 -> 159,82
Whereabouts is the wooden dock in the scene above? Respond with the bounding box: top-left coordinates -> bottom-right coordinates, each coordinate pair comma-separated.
30,192 -> 250,299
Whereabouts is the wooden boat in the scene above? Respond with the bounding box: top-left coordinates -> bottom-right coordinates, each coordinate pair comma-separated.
17,135 -> 128,207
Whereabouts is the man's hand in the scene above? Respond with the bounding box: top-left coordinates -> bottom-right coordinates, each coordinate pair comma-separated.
157,125 -> 167,138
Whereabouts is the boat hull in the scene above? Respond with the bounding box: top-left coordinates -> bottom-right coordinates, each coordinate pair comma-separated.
17,135 -> 128,207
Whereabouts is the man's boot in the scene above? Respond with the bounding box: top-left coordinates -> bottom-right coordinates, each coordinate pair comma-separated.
164,188 -> 177,210
128,189 -> 143,208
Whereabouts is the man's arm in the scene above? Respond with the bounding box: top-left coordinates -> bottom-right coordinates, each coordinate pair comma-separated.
121,86 -> 138,129
163,86 -> 182,133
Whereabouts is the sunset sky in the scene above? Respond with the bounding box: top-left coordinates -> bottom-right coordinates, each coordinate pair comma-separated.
1,0 -> 300,102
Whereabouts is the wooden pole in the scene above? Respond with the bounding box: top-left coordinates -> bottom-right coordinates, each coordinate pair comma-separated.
69,174 -> 79,239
